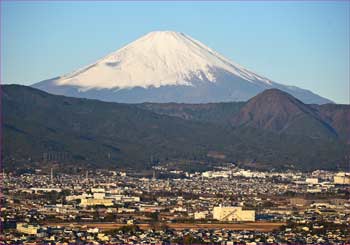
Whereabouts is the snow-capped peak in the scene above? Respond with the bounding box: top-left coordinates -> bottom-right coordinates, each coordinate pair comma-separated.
56,31 -> 273,90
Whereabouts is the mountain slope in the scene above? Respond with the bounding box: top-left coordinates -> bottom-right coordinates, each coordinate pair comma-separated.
33,31 -> 331,104
232,89 -> 337,139
2,85 -> 347,171
3,85 -> 235,170
314,104 -> 350,143
137,90 -> 347,141
137,102 -> 245,125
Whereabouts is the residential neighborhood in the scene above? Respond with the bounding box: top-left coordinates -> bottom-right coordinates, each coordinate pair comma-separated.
2,165 -> 349,244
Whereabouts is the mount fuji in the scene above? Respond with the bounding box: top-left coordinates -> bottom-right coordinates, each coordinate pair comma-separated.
33,31 -> 331,104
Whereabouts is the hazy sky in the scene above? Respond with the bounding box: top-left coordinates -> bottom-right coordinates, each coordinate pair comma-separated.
1,1 -> 349,103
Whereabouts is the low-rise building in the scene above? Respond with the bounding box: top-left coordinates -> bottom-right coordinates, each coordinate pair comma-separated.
17,223 -> 39,235
80,198 -> 113,207
194,211 -> 208,220
212,206 -> 255,222
334,172 -> 350,185
305,178 -> 318,184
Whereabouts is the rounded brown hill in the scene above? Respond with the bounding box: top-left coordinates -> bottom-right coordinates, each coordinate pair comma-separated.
232,89 -> 336,138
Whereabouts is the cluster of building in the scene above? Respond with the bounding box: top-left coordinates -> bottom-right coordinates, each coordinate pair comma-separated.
6,221 -> 349,244
2,165 -> 350,244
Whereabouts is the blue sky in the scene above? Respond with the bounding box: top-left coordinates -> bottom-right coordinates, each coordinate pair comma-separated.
1,1 -> 349,103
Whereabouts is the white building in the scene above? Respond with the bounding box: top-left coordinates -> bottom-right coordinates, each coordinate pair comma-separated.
334,172 -> 350,185
306,178 -> 319,184
91,188 -> 105,193
93,192 -> 105,199
194,211 -> 208,220
80,198 -> 113,207
202,171 -> 230,178
17,223 -> 40,235
66,193 -> 92,201
212,206 -> 255,222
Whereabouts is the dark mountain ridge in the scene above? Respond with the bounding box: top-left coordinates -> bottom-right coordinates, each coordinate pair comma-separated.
138,90 -> 349,142
231,89 -> 338,139
2,85 -> 349,171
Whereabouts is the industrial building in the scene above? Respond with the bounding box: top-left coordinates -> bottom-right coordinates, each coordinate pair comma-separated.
212,206 -> 255,222
80,198 -> 113,207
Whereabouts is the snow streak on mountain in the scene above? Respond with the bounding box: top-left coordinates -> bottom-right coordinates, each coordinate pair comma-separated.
33,31 -> 332,104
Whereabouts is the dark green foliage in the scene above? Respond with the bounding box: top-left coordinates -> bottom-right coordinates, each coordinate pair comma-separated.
137,101 -> 244,125
2,85 -> 349,171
